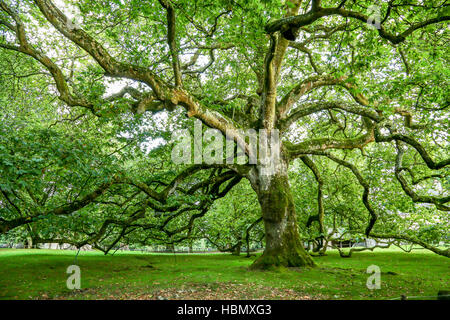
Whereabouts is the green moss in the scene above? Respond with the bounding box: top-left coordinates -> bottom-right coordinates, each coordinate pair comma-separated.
250,244 -> 316,270
255,173 -> 316,269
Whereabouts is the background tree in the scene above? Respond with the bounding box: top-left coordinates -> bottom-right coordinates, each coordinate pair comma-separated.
198,180 -> 263,256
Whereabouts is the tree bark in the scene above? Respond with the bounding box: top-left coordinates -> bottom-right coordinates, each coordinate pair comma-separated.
26,236 -> 33,249
231,241 -> 241,256
250,165 -> 315,269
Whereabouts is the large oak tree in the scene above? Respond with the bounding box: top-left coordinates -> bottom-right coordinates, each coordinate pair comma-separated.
0,0 -> 448,268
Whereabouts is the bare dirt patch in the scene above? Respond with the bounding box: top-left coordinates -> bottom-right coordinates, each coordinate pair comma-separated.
51,282 -> 320,300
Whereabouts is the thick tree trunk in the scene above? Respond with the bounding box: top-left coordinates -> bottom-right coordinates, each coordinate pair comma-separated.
250,168 -> 315,269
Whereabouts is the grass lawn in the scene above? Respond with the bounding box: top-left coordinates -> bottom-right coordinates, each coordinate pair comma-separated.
0,248 -> 448,300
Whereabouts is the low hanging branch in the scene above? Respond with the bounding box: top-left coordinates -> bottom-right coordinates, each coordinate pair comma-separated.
300,156 -> 325,252
307,151 -> 377,237
394,142 -> 449,211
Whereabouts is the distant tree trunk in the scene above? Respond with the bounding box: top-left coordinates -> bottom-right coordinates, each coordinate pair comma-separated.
246,241 -> 251,258
245,217 -> 262,258
231,240 -> 241,256
319,239 -> 329,255
26,236 -> 33,249
246,233 -> 251,258
249,161 -> 315,269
